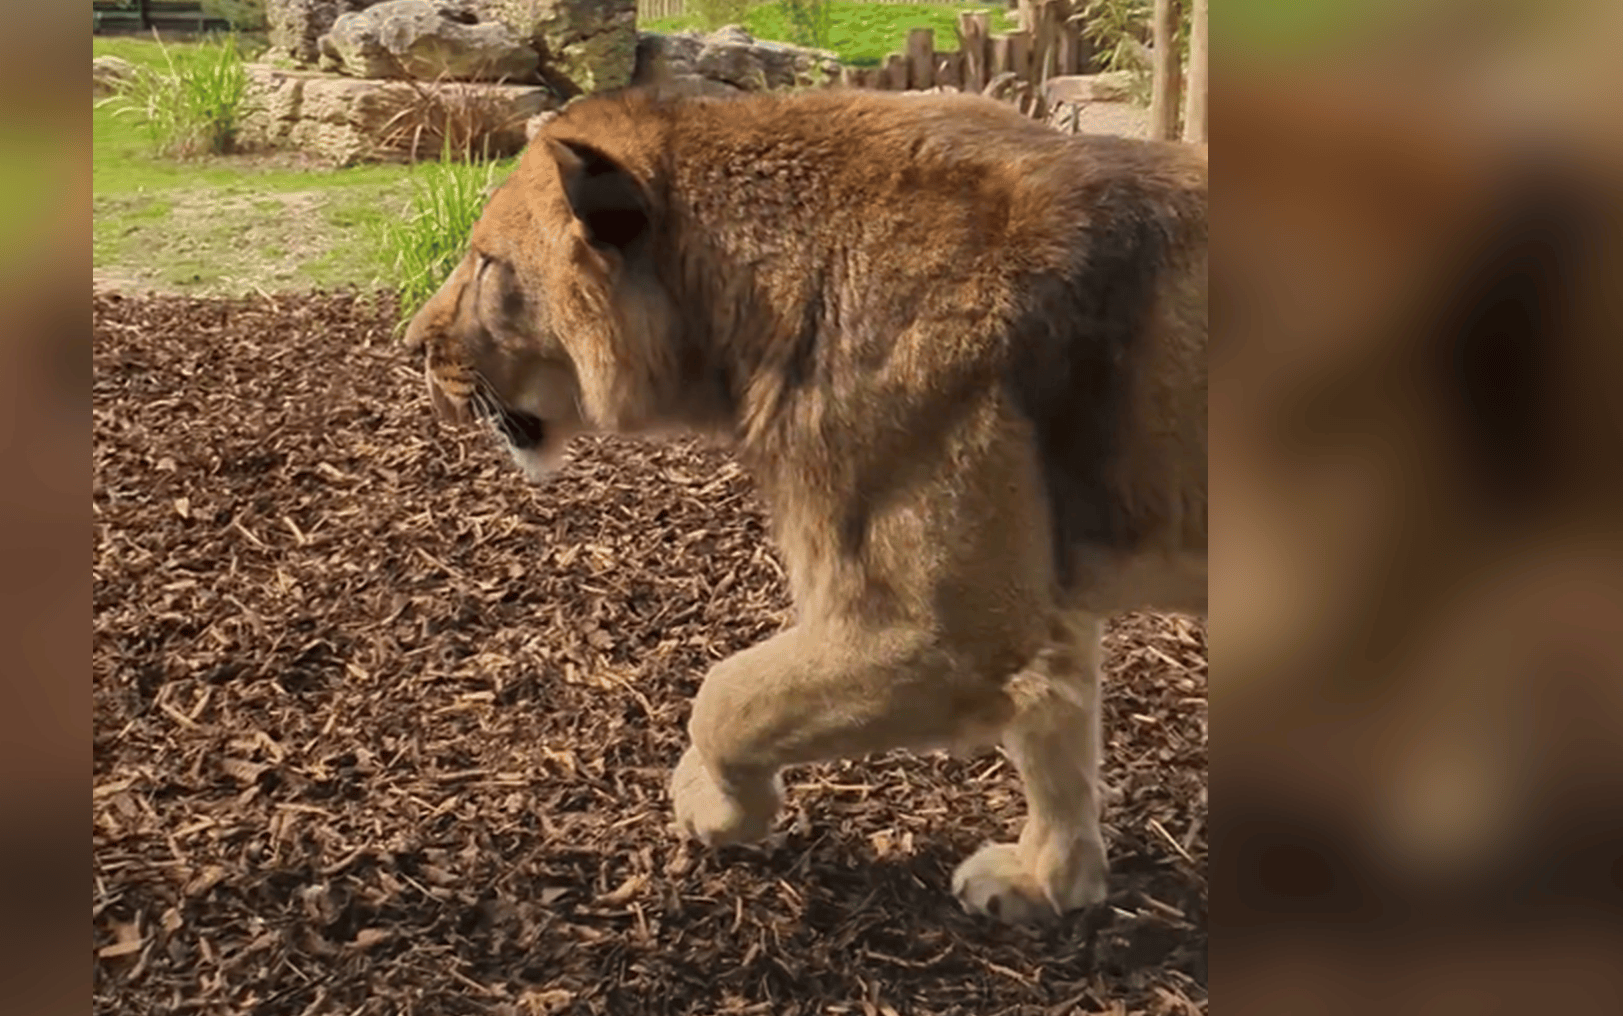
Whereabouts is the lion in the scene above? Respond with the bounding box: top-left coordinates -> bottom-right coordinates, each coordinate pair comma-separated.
402,85 -> 1207,925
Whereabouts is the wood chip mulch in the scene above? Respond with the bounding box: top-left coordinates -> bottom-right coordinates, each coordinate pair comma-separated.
92,289 -> 1207,1016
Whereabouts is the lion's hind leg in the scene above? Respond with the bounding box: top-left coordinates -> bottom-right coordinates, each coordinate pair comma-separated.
952,614 -> 1109,924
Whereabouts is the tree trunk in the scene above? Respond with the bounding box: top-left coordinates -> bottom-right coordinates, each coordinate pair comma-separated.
1182,0 -> 1207,142
1149,0 -> 1181,141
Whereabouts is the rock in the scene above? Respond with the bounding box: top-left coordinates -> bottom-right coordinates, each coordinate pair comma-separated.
265,0 -> 379,68
1042,71 -> 1135,106
241,63 -> 557,165
523,109 -> 558,142
632,26 -> 839,94
487,0 -> 638,98
1044,98 -> 1151,139
632,31 -> 703,84
318,0 -> 541,82
648,74 -> 744,99
94,55 -> 139,98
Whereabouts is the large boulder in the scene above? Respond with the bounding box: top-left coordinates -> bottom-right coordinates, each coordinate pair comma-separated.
318,0 -> 541,82
632,26 -> 840,94
486,0 -> 637,97
265,0 -> 379,68
241,64 -> 556,165
1042,71 -> 1135,105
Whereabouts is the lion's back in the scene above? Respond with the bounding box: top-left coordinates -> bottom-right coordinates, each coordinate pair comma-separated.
535,86 -> 1207,601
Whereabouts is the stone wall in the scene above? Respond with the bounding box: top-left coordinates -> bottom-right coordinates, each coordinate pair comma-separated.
265,0 -> 378,68
252,6 -> 855,165
318,0 -> 542,83
265,0 -> 638,97
240,64 -> 556,165
486,0 -> 638,97
631,26 -> 841,96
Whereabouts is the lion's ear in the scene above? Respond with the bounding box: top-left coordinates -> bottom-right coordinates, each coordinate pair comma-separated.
548,138 -> 651,255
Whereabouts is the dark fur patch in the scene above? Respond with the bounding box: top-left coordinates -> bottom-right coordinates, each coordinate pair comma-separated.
783,267 -> 826,392
1004,164 -> 1188,587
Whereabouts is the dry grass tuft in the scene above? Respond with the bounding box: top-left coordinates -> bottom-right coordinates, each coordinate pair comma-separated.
370,72 -> 537,164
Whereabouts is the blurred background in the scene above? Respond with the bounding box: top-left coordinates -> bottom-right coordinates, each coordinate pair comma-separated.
1213,0 -> 1623,1012
0,7 -> 92,1016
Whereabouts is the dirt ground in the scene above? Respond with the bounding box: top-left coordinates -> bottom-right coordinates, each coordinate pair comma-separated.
92,289 -> 1207,1015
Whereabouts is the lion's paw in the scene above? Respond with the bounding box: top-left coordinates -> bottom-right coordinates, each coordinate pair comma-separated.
669,745 -> 782,847
951,842 -> 1107,925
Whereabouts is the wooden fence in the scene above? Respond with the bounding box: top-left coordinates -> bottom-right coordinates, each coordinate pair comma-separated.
93,0 -> 232,35
833,1 -> 1094,116
635,0 -> 686,21
834,0 -> 1205,143
86,0 -> 1200,141
635,0 -> 1007,21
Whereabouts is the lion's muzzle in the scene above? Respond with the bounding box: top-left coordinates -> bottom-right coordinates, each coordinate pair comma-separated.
423,359 -> 474,426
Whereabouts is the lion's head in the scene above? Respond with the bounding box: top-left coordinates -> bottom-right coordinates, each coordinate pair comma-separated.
402,93 -> 710,481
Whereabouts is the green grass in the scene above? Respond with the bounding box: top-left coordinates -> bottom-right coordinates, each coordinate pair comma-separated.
93,38 -> 382,195
92,37 -> 509,299
98,33 -> 258,158
94,195 -> 170,268
643,0 -> 1018,67
374,153 -> 516,332
92,4 -> 1021,301
94,35 -> 258,73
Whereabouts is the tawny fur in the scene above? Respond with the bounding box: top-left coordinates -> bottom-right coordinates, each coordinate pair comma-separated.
403,86 -> 1207,924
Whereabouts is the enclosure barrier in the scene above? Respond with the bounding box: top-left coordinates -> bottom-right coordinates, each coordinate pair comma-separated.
89,0 -> 1202,142
93,0 -> 232,35
634,0 -> 1009,15
833,0 -> 1204,142
830,0 -> 1094,125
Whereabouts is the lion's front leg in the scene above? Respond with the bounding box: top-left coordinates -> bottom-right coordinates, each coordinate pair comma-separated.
670,743 -> 783,846
669,622 -> 1011,847
952,614 -> 1109,924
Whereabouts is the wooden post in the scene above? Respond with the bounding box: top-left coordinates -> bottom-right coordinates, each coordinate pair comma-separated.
1014,0 -> 1033,33
1182,0 -> 1207,142
936,50 -> 963,91
957,11 -> 990,94
906,28 -> 935,90
1149,0 -> 1182,140
1032,0 -> 1058,88
1006,30 -> 1031,89
1056,14 -> 1075,75
838,65 -> 859,88
990,34 -> 1011,83
884,53 -> 909,91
